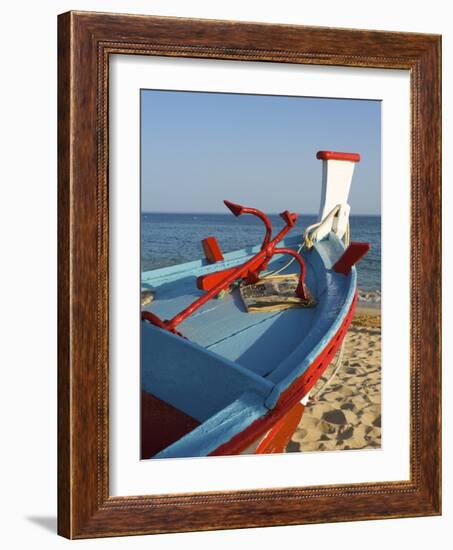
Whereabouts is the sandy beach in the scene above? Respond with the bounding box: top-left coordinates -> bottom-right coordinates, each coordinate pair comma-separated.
287,304 -> 381,453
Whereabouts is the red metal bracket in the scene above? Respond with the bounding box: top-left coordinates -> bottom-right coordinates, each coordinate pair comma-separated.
202,236 -> 224,264
316,150 -> 361,162
333,242 -> 370,274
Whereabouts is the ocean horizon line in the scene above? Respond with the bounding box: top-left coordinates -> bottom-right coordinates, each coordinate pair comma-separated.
142,211 -> 382,217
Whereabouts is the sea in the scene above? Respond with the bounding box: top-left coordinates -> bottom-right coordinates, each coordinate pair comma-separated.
141,213 -> 381,305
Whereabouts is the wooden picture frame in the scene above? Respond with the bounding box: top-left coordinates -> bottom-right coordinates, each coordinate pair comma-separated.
58,11 -> 441,539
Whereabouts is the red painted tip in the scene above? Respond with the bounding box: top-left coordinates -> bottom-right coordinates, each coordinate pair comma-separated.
333,242 -> 370,275
141,311 -> 167,330
201,236 -> 224,264
316,151 -> 361,162
224,200 -> 245,217
280,210 -> 298,227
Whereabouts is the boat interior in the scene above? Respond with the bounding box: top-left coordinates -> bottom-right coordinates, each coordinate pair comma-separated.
141,233 -> 356,458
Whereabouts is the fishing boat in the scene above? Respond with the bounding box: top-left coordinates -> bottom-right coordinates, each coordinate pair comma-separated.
141,151 -> 370,459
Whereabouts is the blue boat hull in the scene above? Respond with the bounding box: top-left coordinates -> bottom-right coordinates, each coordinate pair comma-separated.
141,232 -> 357,458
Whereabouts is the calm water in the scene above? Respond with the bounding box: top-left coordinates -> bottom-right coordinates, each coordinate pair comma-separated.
141,213 -> 381,299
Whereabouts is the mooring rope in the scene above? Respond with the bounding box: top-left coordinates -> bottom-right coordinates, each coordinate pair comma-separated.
262,204 -> 344,278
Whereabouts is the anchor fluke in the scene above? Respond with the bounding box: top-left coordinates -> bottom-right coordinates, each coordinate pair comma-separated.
223,200 -> 245,217
280,210 -> 298,228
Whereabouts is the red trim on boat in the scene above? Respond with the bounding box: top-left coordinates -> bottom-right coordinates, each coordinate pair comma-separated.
255,402 -> 305,454
333,242 -> 370,275
210,291 -> 358,456
202,236 -> 224,264
316,151 -> 361,162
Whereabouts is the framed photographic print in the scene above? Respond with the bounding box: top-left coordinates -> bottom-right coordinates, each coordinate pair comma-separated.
58,11 -> 441,538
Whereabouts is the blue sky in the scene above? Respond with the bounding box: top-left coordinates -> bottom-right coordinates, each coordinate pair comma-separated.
141,90 -> 381,215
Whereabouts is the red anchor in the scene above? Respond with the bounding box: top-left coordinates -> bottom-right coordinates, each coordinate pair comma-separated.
142,200 -> 308,335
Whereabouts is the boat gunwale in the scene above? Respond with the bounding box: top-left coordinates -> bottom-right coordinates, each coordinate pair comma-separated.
141,233 -> 303,286
210,290 -> 358,456
265,235 -> 357,404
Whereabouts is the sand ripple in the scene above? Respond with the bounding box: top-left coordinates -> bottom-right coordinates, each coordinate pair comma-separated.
287,310 -> 381,453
